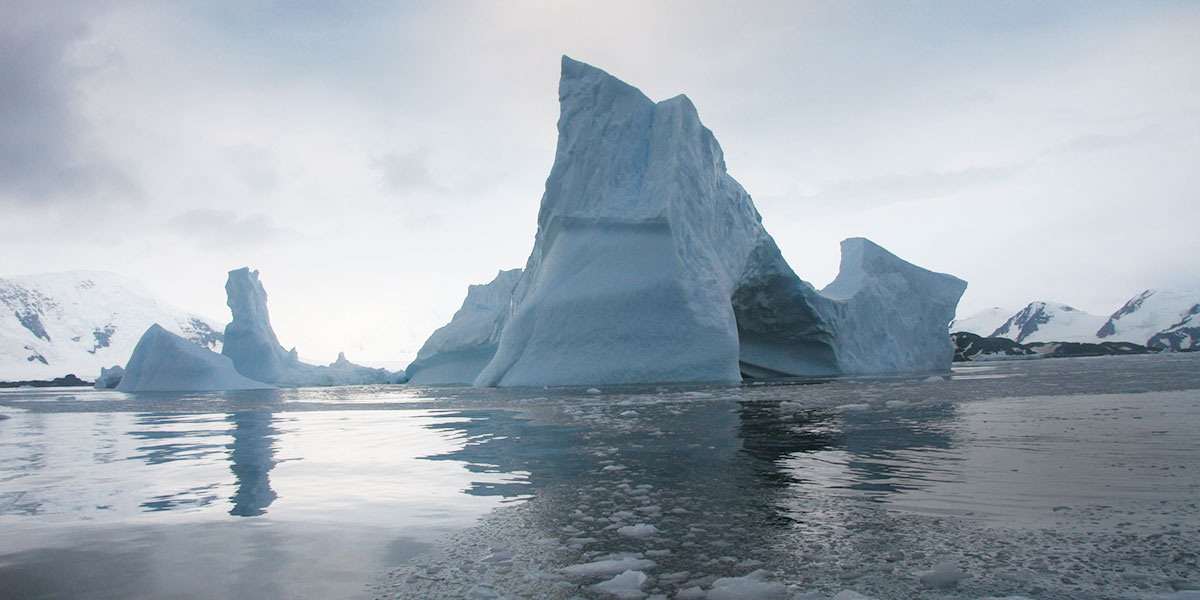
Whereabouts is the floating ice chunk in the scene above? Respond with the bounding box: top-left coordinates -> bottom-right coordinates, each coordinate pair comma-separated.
673,587 -> 706,600
561,557 -> 657,578
831,592 -> 879,600
590,569 -> 648,599
617,524 -> 659,538
587,388 -> 603,394
1155,593 -> 1200,600
93,365 -> 123,389
836,403 -> 871,411
885,400 -> 908,409
923,375 -> 944,383
706,569 -> 789,600
917,562 -> 970,588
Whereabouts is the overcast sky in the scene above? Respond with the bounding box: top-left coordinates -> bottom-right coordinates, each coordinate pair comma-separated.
3,1 -> 1198,366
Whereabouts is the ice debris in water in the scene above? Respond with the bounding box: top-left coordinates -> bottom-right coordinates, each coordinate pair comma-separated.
590,569 -> 648,599
705,569 -> 790,600
616,523 -> 658,538
560,556 -> 657,578
917,562 -> 970,588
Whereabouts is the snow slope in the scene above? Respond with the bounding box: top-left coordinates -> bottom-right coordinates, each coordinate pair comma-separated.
950,307 -> 1015,336
967,290 -> 1199,349
444,57 -> 965,387
0,271 -> 222,381
1097,289 -> 1200,346
990,302 -> 1106,344
405,269 -> 521,385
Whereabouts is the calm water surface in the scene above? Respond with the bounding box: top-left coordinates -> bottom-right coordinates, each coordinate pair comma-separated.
0,353 -> 1197,599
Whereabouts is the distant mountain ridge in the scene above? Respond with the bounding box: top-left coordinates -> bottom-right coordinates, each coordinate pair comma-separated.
952,289 -> 1200,350
0,271 -> 223,381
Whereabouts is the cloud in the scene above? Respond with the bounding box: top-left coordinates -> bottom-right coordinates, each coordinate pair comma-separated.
0,1 -> 139,206
165,209 -> 297,247
792,163 -> 1024,212
372,147 -> 444,196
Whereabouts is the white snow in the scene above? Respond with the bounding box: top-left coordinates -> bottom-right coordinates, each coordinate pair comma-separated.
414,57 -> 966,387
950,306 -> 1014,336
1098,289 -> 1200,347
404,269 -> 521,384
990,301 -> 1105,344
116,324 -> 273,392
0,271 -> 223,381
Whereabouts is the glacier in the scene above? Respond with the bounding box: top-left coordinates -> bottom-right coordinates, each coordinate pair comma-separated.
415,57 -> 966,387
405,269 -> 521,385
116,324 -> 273,392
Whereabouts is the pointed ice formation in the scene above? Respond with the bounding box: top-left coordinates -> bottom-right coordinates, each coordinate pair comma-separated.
416,57 -> 965,387
117,324 -> 273,392
222,268 -> 291,383
405,269 -> 521,385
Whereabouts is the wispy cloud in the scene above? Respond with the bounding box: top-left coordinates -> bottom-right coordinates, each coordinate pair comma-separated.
165,209 -> 298,246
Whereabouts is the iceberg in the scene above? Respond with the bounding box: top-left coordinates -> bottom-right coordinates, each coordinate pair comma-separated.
220,268 -> 403,386
221,267 -> 292,383
93,365 -> 124,389
405,269 -> 521,385
117,324 -> 273,392
416,56 -> 965,387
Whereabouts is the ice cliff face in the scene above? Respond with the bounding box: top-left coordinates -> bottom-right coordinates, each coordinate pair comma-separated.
117,324 -> 273,392
421,57 -> 966,387
0,271 -> 222,381
819,238 -> 966,374
405,269 -> 521,385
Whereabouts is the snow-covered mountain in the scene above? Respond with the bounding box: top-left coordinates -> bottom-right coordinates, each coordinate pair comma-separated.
949,306 -> 1016,336
952,290 -> 1199,350
0,271 -> 223,381
1096,289 -> 1200,346
990,302 -> 1106,344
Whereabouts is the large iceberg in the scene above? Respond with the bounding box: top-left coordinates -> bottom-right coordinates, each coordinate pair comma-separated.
405,269 -> 521,385
117,324 -> 273,392
416,57 -> 966,387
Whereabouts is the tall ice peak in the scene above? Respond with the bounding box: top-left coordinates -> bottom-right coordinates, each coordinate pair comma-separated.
433,57 -> 968,386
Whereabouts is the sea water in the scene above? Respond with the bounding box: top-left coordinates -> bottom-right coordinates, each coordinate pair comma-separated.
0,353 -> 1197,599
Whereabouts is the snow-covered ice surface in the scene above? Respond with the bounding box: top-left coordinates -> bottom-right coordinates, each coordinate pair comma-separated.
1,353 -> 1197,599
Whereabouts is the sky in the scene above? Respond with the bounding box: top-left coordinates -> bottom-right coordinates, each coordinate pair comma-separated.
3,1 -> 1198,367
